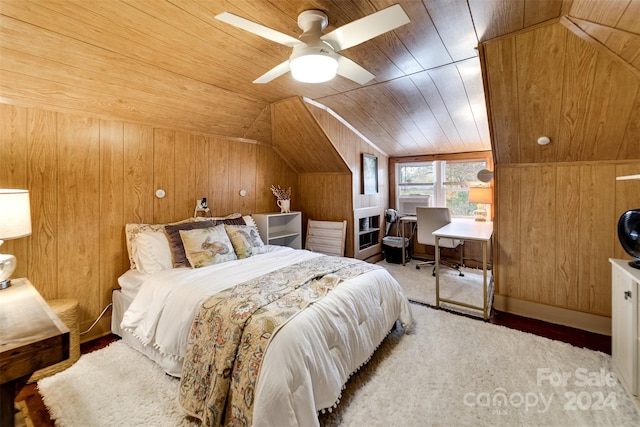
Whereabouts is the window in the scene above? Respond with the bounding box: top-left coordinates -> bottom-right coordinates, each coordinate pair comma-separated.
396,159 -> 488,217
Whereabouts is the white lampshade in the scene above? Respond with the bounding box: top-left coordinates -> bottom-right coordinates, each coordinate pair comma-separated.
290,54 -> 338,83
0,189 -> 31,289
0,189 -> 32,239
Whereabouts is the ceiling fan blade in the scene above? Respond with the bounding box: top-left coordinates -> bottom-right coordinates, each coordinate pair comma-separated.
336,55 -> 375,85
253,60 -> 291,84
321,4 -> 410,52
215,12 -> 302,47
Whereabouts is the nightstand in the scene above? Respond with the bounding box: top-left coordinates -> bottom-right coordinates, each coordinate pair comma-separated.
0,278 -> 70,427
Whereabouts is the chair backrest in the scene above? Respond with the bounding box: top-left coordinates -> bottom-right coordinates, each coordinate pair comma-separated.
415,207 -> 461,249
305,219 -> 347,256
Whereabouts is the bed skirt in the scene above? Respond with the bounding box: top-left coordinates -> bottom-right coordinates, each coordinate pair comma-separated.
111,289 -> 184,377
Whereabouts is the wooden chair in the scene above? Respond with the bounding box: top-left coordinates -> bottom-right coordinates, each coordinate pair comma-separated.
305,219 -> 347,257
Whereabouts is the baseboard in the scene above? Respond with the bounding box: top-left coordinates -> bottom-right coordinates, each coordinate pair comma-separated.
493,294 -> 611,336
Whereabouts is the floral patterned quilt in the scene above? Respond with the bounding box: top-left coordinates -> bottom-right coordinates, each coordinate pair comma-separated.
177,256 -> 380,426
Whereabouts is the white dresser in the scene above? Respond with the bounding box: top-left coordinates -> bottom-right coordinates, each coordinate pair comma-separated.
610,258 -> 640,408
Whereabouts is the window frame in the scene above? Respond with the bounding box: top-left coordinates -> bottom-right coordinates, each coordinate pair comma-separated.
390,151 -> 493,218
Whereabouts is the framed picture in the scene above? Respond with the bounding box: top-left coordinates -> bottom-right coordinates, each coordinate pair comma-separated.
361,153 -> 378,194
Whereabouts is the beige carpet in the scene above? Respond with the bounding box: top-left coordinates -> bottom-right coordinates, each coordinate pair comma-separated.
38,306 -> 640,427
377,258 -> 493,318
319,304 -> 640,426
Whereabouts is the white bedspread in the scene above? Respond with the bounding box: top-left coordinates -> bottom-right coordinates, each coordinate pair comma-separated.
122,246 -> 319,360
121,246 -> 413,426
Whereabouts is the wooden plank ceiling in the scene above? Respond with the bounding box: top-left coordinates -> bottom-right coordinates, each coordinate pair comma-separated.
1,0 -> 636,157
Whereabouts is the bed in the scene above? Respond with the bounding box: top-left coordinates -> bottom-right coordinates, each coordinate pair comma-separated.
111,215 -> 413,427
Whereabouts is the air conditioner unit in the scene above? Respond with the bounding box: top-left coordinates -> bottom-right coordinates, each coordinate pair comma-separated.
397,196 -> 431,215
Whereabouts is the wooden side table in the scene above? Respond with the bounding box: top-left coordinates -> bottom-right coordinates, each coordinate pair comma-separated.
0,278 -> 70,427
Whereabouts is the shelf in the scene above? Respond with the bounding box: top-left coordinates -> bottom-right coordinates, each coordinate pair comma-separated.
359,242 -> 376,249
253,212 -> 302,249
358,227 -> 380,236
269,231 -> 300,240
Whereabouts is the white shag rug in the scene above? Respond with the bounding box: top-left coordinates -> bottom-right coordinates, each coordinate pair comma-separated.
38,342 -> 198,427
378,258 -> 492,317
39,305 -> 640,427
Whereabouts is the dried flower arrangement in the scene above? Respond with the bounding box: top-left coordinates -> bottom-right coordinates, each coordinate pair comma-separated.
270,185 -> 291,201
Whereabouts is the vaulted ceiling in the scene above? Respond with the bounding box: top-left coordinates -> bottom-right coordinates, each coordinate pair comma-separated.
1,0 -> 638,157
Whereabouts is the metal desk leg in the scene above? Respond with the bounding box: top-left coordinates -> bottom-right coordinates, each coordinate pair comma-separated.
435,235 -> 440,308
401,222 -> 406,266
482,239 -> 488,320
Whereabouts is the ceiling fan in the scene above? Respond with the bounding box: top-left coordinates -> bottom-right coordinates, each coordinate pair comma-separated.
215,4 -> 410,85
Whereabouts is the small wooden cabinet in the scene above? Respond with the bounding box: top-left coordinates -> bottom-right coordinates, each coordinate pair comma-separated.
253,212 -> 302,249
609,259 -> 640,408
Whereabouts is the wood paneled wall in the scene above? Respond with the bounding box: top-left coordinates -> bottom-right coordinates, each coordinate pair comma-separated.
270,99 -> 389,260
0,0 -> 270,139
269,97 -> 388,259
483,19 -> 640,324
483,21 -> 640,165
0,103 -> 296,340
306,101 -> 389,213
297,173 -> 355,257
494,161 -> 640,317
272,98 -> 350,174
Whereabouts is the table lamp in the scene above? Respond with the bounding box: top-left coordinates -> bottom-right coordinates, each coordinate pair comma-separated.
0,189 -> 32,289
469,187 -> 492,222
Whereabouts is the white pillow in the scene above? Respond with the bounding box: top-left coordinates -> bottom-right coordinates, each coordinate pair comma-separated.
131,231 -> 173,274
125,218 -> 193,270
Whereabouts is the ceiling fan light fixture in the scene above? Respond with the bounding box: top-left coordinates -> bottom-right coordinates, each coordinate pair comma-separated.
290,54 -> 338,83
216,5 -> 410,85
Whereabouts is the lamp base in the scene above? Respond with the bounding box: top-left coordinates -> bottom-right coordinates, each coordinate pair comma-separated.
0,252 -> 17,290
473,205 -> 488,222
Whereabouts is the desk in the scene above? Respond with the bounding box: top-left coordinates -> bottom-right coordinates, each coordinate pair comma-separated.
0,279 -> 69,427
399,215 -> 417,265
433,219 -> 493,319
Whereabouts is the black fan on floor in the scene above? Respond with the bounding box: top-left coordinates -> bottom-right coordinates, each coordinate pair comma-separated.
618,209 -> 640,269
